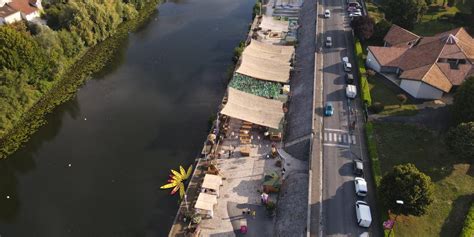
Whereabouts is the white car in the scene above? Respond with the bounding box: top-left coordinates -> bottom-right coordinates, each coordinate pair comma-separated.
349,12 -> 363,17
355,201 -> 372,227
354,177 -> 368,196
342,57 -> 352,72
324,9 -> 331,18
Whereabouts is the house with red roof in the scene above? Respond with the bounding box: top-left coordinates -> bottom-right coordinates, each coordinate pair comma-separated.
0,0 -> 42,25
366,25 -> 474,99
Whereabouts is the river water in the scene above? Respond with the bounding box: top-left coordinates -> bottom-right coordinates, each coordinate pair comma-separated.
0,0 -> 253,236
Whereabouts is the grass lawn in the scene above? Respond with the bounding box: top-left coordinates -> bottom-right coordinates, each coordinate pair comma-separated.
367,75 -> 418,116
374,122 -> 474,237
412,0 -> 471,35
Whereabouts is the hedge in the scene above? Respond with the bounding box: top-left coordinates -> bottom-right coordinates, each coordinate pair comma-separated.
460,203 -> 474,237
354,40 -> 372,105
365,122 -> 381,186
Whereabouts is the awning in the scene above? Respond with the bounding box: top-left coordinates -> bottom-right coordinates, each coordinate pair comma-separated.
202,174 -> 222,191
221,88 -> 284,129
259,16 -> 289,33
236,40 -> 294,83
195,200 -> 214,211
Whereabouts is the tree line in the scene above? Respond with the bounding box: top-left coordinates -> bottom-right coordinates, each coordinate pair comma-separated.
0,0 -> 149,138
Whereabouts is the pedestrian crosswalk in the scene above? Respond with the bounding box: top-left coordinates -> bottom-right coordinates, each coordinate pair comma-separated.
323,129 -> 356,145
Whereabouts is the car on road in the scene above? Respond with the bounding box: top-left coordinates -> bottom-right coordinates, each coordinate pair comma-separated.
353,159 -> 364,176
355,201 -> 372,227
345,73 -> 354,84
354,177 -> 368,196
349,12 -> 363,17
348,2 -> 361,8
347,6 -> 357,12
324,102 -> 334,116
346,84 -> 357,99
324,9 -> 331,18
326,36 -> 332,47
342,57 -> 352,72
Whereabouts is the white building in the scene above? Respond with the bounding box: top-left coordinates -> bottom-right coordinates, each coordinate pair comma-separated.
0,0 -> 42,25
366,25 -> 474,99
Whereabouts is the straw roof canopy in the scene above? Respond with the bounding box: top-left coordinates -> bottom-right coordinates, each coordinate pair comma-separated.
236,40 -> 294,83
221,88 -> 284,129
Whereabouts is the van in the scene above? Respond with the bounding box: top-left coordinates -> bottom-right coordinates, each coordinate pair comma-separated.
346,84 -> 357,99
355,201 -> 372,227
326,37 -> 332,47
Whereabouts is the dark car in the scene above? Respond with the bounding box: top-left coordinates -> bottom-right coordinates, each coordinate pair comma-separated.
353,159 -> 364,176
345,73 -> 354,84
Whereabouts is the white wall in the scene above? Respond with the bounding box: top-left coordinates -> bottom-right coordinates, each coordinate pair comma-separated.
4,11 -> 21,24
366,50 -> 381,72
417,82 -> 443,99
23,11 -> 40,21
400,79 -> 443,99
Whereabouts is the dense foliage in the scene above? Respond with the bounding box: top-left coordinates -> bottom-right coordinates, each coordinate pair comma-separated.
0,0 -> 152,141
452,77 -> 474,125
446,122 -> 474,161
460,203 -> 474,237
350,16 -> 375,41
381,0 -> 428,30
229,73 -> 281,99
379,163 -> 434,216
371,19 -> 392,45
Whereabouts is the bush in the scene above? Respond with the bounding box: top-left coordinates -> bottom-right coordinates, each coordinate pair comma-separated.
460,203 -> 474,237
233,40 -> 246,63
354,40 -> 372,105
365,122 -> 382,185
370,102 -> 384,113
446,122 -> 474,162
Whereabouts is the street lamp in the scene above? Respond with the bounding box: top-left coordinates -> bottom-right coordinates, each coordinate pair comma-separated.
388,200 -> 404,236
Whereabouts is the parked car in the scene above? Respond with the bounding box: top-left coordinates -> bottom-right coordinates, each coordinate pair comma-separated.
353,159 -> 363,176
324,9 -> 331,18
347,6 -> 357,12
348,2 -> 361,8
349,12 -> 363,17
342,57 -> 352,72
346,84 -> 357,99
326,36 -> 333,47
345,73 -> 354,84
355,201 -> 372,227
324,102 -> 334,116
354,177 -> 368,196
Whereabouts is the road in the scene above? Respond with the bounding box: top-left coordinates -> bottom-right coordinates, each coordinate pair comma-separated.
309,0 -> 381,235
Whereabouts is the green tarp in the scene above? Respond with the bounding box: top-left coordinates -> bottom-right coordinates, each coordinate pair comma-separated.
229,73 -> 281,99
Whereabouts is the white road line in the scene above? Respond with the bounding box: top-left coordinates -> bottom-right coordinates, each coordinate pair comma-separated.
338,134 -> 342,142
348,135 -> 352,144
324,132 -> 328,141
324,128 -> 348,133
351,135 -> 356,144
343,135 -> 347,143
323,143 -> 350,148
328,133 -> 332,142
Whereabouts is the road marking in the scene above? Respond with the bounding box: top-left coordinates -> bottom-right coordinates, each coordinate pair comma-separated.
323,143 -> 350,148
338,134 -> 342,142
324,128 -> 348,133
324,132 -> 328,141
351,135 -> 356,144
343,135 -> 347,143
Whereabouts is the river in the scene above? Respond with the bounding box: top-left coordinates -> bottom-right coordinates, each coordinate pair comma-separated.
0,0 -> 253,236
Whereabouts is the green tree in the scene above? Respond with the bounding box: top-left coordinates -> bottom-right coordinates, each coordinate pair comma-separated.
0,26 -> 51,84
382,0 -> 428,30
396,94 -> 408,108
379,163 -> 434,216
57,30 -> 84,59
371,19 -> 392,45
452,77 -> 474,124
446,122 -> 474,161
350,16 -> 375,41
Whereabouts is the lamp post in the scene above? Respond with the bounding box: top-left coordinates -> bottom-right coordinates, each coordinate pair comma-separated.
388,200 -> 404,236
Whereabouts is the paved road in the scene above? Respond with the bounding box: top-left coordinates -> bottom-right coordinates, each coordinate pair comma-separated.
309,0 -> 381,235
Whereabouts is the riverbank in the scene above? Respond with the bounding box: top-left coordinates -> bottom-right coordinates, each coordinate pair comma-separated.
0,0 -> 162,159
